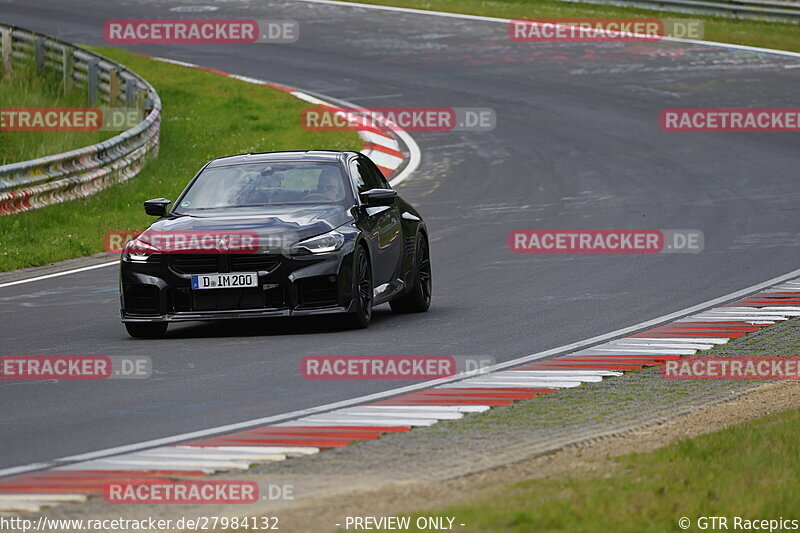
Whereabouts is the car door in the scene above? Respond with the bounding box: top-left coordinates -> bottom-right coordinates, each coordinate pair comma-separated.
349,155 -> 403,286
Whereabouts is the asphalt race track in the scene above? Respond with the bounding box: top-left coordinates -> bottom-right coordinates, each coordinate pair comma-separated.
1,0 -> 799,471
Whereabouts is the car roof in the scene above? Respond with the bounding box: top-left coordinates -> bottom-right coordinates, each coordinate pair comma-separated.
206,150 -> 357,168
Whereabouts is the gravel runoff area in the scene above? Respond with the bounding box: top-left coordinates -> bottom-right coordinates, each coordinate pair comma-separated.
24,317 -> 800,532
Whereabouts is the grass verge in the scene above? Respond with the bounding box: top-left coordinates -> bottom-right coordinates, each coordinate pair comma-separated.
337,0 -> 800,53
381,404 -> 800,532
0,61 -> 122,165
0,47 -> 361,272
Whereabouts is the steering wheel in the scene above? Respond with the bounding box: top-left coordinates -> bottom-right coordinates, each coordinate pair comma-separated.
301,193 -> 331,201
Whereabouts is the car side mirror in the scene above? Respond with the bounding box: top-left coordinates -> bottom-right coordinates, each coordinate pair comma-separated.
144,198 -> 171,217
361,188 -> 397,207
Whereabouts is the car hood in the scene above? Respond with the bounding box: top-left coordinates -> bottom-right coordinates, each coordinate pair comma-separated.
145,205 -> 354,253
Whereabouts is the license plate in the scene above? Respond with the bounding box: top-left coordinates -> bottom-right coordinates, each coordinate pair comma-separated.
191,272 -> 258,290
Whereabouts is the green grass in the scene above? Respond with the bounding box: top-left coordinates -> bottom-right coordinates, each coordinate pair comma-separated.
382,406 -> 800,532
337,0 -> 800,53
0,47 -> 361,271
0,62 -> 122,165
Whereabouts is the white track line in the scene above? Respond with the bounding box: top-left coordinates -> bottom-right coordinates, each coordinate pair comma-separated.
0,261 -> 116,289
348,405 -> 479,412
0,463 -> 52,479
0,495 -> 86,502
582,347 -> 697,355
705,307 -> 800,314
362,405 -> 490,412
54,462 -> 218,473
129,449 -> 286,461
447,380 -> 584,388
0,502 -> 44,512
691,316 -> 785,321
295,416 -> 439,426
729,307 -> 800,311
627,338 -> 730,344
570,350 -> 684,357
336,407 -> 464,419
274,419 -> 412,427
503,370 -> 622,376
675,317 -> 774,323
184,446 -> 319,456
387,126 -> 421,187
73,457 -> 252,470
607,341 -> 714,350
296,0 -> 800,59
472,374 -> 604,383
722,307 -> 800,312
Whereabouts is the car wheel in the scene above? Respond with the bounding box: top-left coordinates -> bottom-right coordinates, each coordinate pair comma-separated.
342,245 -> 373,329
390,232 -> 431,313
125,322 -> 168,339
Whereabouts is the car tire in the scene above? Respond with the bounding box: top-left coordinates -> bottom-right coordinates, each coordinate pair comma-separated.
125,322 -> 168,339
390,232 -> 431,313
342,245 -> 373,329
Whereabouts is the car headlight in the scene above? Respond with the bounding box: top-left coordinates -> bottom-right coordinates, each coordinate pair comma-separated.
122,237 -> 161,262
292,230 -> 345,254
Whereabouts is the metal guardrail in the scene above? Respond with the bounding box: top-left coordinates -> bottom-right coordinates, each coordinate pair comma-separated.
559,0 -> 800,22
0,23 -> 161,215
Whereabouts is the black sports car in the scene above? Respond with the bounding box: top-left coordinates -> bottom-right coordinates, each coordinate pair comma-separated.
119,150 -> 431,338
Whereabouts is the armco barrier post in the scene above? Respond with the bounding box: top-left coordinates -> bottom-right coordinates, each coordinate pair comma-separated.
87,57 -> 99,105
35,37 -> 44,73
1,28 -> 11,75
62,47 -> 73,93
109,69 -> 121,106
125,77 -> 136,107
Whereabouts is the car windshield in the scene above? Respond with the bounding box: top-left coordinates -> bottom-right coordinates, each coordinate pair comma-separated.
174,161 -> 351,212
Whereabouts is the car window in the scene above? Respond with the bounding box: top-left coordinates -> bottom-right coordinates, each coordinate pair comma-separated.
363,158 -> 391,189
349,159 -> 367,193
352,156 -> 387,194
175,161 -> 351,212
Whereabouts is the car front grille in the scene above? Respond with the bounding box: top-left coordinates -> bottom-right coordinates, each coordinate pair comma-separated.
170,254 -> 280,274
231,254 -> 281,272
171,255 -> 219,274
168,284 -> 286,312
